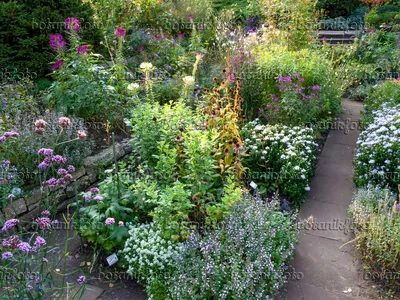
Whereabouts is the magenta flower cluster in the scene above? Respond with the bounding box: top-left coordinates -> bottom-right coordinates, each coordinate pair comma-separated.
35,217 -> 52,230
77,44 -> 88,55
84,187 -> 103,202
0,131 -> 19,144
43,164 -> 74,189
49,34 -> 66,52
2,235 -> 20,249
49,59 -> 64,71
64,17 -> 80,32
58,117 -> 71,129
1,218 -> 19,231
105,217 -> 115,226
115,27 -> 126,38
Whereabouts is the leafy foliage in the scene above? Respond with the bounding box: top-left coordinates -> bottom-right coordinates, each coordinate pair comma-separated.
0,0 -> 100,78
167,195 -> 298,299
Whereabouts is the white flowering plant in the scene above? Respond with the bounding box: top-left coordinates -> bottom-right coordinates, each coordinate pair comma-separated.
354,103 -> 400,190
241,119 -> 317,206
122,222 -> 180,299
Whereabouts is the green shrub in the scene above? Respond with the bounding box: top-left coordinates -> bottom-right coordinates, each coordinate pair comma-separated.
0,0 -> 101,78
261,0 -> 319,49
349,187 -> 400,290
316,0 -> 363,18
45,25 -> 128,123
240,46 -> 341,122
362,80 -> 400,126
366,6 -> 400,29
78,99 -> 243,252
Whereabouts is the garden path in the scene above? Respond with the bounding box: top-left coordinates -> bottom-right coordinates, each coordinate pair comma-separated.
276,99 -> 378,300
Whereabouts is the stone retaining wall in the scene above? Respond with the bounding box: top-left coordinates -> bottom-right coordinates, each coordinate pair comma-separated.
3,140 -> 133,221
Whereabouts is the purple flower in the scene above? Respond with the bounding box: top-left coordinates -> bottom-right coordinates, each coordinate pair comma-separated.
64,17 -> 80,32
67,165 -> 76,173
17,242 -> 32,253
177,33 -> 184,39
57,169 -> 68,176
311,85 -> 321,91
105,217 -> 115,226
165,65 -> 172,71
115,28 -> 126,38
77,44 -> 88,55
7,194 -> 15,199
58,117 -> 71,129
56,178 -> 66,187
42,257 -> 48,263
2,219 -> 19,231
38,148 -> 54,156
137,45 -> 144,53
49,34 -> 66,52
34,236 -> 46,248
271,94 -> 279,101
43,178 -> 57,188
94,196 -> 103,202
38,161 -> 50,169
188,14 -> 194,22
1,252 -> 13,260
84,195 -> 91,201
49,59 -> 64,71
35,217 -> 51,230
3,132 -> 19,138
52,155 -> 67,164
2,236 -> 20,248
41,210 -> 51,217
35,127 -> 45,135
77,275 -> 86,285
0,136 -> 6,143
90,187 -> 100,194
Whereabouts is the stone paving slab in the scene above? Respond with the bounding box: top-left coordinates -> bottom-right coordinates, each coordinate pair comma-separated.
276,100 -> 373,300
305,176 -> 354,207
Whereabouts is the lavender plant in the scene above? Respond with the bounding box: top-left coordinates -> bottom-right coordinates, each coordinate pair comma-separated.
167,194 -> 298,299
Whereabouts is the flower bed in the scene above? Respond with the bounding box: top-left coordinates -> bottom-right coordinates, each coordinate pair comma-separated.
123,195 -> 298,299
354,103 -> 400,190
351,79 -> 400,292
242,119 -> 318,206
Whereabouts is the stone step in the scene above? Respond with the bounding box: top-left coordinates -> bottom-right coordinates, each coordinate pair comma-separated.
318,30 -> 361,44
